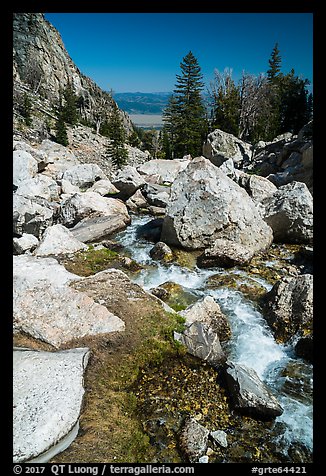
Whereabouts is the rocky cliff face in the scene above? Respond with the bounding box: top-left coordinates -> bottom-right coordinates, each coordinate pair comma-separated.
13,13 -> 132,133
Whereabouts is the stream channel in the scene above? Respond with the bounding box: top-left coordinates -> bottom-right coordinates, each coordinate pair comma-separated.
114,214 -> 313,463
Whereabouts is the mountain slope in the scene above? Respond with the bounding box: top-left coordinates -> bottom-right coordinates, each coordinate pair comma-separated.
13,13 -> 132,134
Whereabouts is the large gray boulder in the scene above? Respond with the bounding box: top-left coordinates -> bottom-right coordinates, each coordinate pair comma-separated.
112,165 -> 146,200
13,233 -> 39,255
13,194 -> 56,238
234,171 -> 278,206
203,129 -> 253,167
137,158 -> 190,184
179,296 -> 231,342
15,174 -> 60,202
59,191 -> 130,228
143,182 -> 171,208
13,255 -> 125,347
38,139 -> 80,179
261,181 -> 313,244
62,163 -> 107,189
88,179 -> 119,196
224,361 -> 284,419
13,141 -> 50,172
34,224 -> 87,256
175,296 -> 229,366
13,150 -> 38,187
161,157 -> 273,253
197,239 -> 254,268
262,274 -> 313,343
13,347 -> 90,463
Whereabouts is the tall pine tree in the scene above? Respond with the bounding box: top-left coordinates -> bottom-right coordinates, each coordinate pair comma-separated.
107,104 -> 128,169
267,43 -> 282,81
163,51 -> 207,158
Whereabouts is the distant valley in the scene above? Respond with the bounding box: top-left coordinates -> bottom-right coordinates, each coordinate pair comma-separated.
113,92 -> 171,115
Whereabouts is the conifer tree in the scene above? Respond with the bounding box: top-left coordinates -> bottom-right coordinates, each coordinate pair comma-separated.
22,93 -> 32,126
163,51 -> 207,158
107,104 -> 128,168
54,109 -> 69,146
62,81 -> 78,125
267,43 -> 282,81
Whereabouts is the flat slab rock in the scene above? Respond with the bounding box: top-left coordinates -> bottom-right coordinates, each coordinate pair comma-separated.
13,347 -> 90,463
224,361 -> 283,419
13,255 -> 125,348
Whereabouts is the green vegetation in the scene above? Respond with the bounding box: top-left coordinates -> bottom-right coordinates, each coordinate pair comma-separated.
22,93 -> 32,126
47,297 -> 187,462
106,103 -> 128,168
163,51 -> 208,158
209,43 -> 312,143
62,246 -> 142,276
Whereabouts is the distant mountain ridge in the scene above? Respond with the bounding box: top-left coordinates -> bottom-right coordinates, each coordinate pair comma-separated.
114,91 -> 211,116
113,92 -> 172,115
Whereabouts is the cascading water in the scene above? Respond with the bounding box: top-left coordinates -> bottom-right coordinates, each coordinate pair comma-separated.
115,214 -> 313,459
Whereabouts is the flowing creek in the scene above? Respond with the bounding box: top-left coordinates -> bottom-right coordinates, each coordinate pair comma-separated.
114,214 -> 313,462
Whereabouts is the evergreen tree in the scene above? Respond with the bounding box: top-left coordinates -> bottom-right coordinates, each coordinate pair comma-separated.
267,43 -> 282,81
163,51 -> 207,158
62,81 -> 78,125
278,70 -> 311,133
54,109 -> 69,146
107,104 -> 128,168
128,129 -> 141,148
22,93 -> 32,126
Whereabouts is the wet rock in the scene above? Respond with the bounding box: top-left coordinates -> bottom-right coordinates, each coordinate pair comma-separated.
210,430 -> 228,448
161,157 -> 273,253
13,255 -> 125,347
174,321 -> 226,367
136,218 -> 163,243
13,347 -> 90,463
261,181 -> 313,244
62,163 -> 107,189
112,165 -> 146,200
179,417 -> 210,463
224,361 -> 283,419
13,233 -> 39,255
262,274 -> 313,343
34,224 -> 87,256
150,242 -> 173,262
294,336 -> 313,363
197,239 -> 254,268
180,296 -> 231,342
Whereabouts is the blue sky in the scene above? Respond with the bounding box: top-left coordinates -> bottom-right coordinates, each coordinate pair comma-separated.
45,13 -> 313,93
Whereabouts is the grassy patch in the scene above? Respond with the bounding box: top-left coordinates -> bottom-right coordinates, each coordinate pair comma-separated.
62,246 -> 141,277
50,294 -> 187,463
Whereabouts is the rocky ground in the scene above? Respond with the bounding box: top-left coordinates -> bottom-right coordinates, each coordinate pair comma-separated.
13,123 -> 313,463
